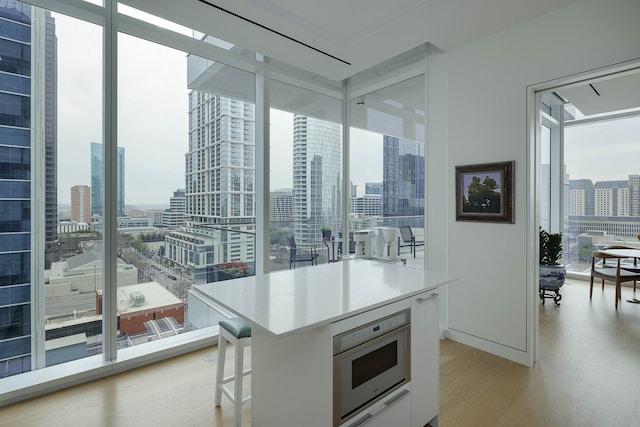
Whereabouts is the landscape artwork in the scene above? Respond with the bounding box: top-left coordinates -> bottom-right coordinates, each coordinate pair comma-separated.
455,161 -> 514,223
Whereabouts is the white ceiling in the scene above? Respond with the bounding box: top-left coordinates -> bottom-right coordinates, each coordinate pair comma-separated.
557,71 -> 640,117
125,0 -> 640,130
124,0 -> 580,81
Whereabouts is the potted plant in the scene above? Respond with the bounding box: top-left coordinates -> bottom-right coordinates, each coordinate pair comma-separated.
321,226 -> 332,241
539,227 -> 565,305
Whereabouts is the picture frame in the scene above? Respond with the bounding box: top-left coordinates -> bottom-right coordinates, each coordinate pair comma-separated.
455,161 -> 514,223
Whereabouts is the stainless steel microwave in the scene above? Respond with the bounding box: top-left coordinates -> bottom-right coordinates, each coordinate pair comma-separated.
333,309 -> 411,426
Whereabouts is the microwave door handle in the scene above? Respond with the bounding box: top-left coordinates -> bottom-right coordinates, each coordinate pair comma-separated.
416,292 -> 438,303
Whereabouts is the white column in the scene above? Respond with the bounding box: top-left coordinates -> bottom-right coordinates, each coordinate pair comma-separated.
30,7 -> 47,371
255,56 -> 270,275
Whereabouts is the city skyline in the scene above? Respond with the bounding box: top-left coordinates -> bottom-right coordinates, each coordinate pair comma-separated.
51,12 -> 387,207
52,11 -> 640,207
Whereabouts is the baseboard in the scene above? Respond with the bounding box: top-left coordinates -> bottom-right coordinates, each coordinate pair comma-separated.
446,329 -> 532,367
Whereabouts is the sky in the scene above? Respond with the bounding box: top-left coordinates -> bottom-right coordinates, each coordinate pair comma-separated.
564,116 -> 640,183
55,13 -> 189,206
54,12 -> 384,206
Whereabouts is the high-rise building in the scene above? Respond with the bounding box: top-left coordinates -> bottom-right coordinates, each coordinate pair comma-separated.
350,182 -> 384,216
569,179 -> 595,216
71,185 -> 91,223
629,175 -> 640,216
0,1 -> 55,378
170,189 -> 186,212
382,136 -> 424,225
594,180 -> 628,217
350,194 -> 383,217
365,182 -> 383,195
42,9 -> 58,266
270,189 -> 293,225
165,93 -> 256,283
292,114 -> 342,246
619,186 -> 630,217
162,188 -> 186,227
90,142 -> 125,218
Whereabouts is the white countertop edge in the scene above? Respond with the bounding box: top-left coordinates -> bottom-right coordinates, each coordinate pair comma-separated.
192,274 -> 457,339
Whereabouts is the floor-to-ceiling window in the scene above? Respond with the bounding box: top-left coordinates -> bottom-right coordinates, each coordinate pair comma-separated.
116,6 -> 259,344
44,9 -> 104,369
0,1 -> 104,378
348,49 -> 426,266
539,68 -> 640,277
1,0 -> 429,402
268,67 -> 342,271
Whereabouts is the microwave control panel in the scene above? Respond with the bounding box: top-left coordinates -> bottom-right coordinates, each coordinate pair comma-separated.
334,309 -> 409,354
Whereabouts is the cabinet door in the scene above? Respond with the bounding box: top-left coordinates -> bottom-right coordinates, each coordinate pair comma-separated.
363,391 -> 411,427
410,289 -> 439,426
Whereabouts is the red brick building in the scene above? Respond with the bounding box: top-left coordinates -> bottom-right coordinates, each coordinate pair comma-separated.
96,282 -> 185,336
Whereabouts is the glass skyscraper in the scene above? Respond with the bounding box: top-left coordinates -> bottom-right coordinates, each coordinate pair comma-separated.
383,135 -> 425,226
43,9 -> 58,267
292,114 -> 342,246
90,142 -> 125,218
0,1 -> 55,378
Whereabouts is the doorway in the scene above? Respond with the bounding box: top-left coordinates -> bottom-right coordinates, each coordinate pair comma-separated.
531,61 -> 640,361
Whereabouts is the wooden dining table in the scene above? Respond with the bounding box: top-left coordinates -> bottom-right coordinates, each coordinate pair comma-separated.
598,249 -> 640,260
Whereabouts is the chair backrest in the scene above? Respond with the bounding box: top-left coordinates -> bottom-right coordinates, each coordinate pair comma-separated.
288,237 -> 297,260
399,226 -> 413,242
592,250 -> 620,270
601,245 -> 639,267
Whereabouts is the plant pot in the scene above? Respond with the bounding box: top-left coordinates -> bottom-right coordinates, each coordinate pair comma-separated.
539,264 -> 566,306
539,264 -> 566,289
322,230 -> 331,241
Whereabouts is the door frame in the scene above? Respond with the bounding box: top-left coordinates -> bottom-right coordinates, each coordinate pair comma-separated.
527,59 -> 640,363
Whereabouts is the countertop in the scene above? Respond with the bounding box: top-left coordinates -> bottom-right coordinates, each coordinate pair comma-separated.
192,259 -> 456,337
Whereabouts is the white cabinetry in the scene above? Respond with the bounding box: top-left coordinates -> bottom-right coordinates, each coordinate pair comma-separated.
354,387 -> 411,427
197,260 -> 454,427
340,289 -> 440,427
410,289 -> 440,426
366,391 -> 411,426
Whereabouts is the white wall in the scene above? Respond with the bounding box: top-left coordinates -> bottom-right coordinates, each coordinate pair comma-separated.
443,0 -> 640,364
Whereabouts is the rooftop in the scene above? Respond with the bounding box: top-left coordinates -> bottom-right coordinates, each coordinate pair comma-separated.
116,282 -> 183,314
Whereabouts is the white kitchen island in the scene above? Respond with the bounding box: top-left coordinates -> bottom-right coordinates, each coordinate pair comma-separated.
192,259 -> 456,427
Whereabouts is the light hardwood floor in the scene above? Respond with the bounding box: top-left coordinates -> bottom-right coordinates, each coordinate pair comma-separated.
2,279 -> 640,426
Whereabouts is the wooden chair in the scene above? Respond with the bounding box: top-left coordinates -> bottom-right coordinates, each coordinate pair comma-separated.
288,237 -> 319,269
603,245 -> 639,292
397,226 -> 424,258
590,250 -> 640,309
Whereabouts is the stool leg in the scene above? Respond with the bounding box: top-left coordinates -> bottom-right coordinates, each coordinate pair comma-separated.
234,343 -> 244,427
215,333 -> 226,406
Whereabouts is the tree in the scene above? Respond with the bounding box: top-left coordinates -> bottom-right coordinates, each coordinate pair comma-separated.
482,176 -> 499,191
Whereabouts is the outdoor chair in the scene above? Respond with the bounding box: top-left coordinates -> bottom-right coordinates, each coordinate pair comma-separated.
288,237 -> 319,269
397,226 -> 424,258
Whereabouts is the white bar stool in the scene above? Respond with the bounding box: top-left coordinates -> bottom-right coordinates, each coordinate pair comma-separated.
215,318 -> 252,427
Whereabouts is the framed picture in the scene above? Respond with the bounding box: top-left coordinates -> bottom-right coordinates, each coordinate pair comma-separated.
455,161 -> 514,223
